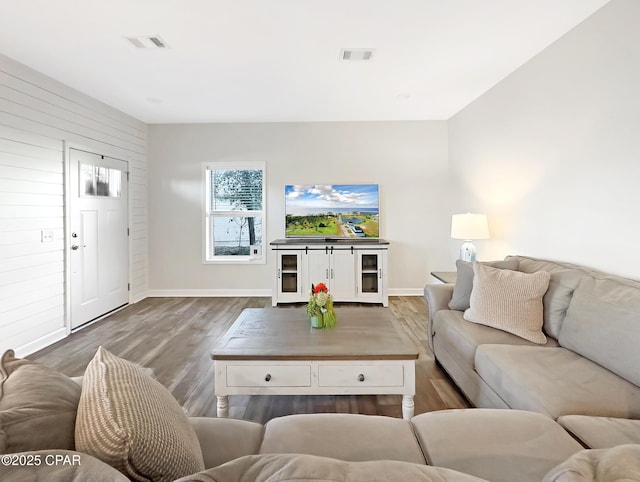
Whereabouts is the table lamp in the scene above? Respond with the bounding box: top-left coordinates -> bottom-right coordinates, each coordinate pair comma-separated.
451,213 -> 489,262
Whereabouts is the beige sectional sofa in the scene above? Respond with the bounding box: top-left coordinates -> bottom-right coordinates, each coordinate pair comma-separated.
3,255 -> 640,481
424,255 -> 640,447
0,347 -> 598,482
2,344 -> 631,482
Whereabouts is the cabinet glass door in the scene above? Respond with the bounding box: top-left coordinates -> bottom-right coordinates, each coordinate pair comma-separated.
277,252 -> 304,302
360,254 -> 379,293
357,251 -> 384,302
280,254 -> 298,292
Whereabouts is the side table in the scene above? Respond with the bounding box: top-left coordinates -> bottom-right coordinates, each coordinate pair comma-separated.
430,271 -> 457,284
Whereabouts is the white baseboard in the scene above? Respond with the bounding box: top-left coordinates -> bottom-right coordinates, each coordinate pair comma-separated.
388,288 -> 424,296
15,327 -> 67,357
147,288 -> 423,298
147,289 -> 273,298
147,288 -> 424,303
131,291 -> 149,304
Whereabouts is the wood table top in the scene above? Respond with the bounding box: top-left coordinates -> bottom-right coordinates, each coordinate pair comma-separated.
431,271 -> 457,284
212,307 -> 419,361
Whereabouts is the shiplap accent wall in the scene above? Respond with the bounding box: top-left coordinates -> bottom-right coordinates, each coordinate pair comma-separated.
0,53 -> 147,356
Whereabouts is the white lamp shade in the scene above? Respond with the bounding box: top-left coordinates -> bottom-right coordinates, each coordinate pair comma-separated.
451,213 -> 490,240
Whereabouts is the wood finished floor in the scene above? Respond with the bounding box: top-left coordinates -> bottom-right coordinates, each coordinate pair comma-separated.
31,296 -> 469,423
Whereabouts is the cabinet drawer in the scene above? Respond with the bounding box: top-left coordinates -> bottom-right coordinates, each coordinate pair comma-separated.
318,365 -> 404,387
226,365 -> 310,387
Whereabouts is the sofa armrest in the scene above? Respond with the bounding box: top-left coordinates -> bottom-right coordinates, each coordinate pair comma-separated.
189,417 -> 264,469
423,283 -> 455,350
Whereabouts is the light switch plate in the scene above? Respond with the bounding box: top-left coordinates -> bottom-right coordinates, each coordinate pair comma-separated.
41,230 -> 54,242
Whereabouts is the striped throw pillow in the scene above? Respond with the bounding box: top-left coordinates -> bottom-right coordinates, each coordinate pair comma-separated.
75,347 -> 204,482
464,263 -> 550,344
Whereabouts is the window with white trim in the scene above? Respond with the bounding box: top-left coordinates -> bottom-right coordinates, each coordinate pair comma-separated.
204,161 -> 265,263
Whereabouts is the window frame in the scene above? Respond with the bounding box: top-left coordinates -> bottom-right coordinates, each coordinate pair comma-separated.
202,161 -> 266,264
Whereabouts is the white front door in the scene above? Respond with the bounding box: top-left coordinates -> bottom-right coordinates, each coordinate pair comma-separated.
69,149 -> 128,329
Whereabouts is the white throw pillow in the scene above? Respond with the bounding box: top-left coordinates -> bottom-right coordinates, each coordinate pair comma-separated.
464,263 -> 550,344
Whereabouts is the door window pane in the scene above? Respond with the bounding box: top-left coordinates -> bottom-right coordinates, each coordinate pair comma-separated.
81,163 -> 122,197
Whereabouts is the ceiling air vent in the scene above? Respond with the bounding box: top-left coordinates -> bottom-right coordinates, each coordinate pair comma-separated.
126,35 -> 170,49
340,48 -> 374,61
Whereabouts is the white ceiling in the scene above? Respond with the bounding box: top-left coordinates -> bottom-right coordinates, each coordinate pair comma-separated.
0,0 -> 611,124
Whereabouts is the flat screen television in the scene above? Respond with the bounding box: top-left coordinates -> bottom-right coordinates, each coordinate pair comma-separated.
285,184 -> 379,238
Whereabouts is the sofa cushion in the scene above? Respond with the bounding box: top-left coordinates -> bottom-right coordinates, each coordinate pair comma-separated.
412,409 -> 582,482
510,255 -> 579,274
190,417 -> 263,469
475,345 -> 640,419
559,276 -> 640,387
542,269 -> 583,339
0,349 -> 81,454
542,444 -> 640,482
511,255 -> 604,279
448,258 -> 519,311
174,453 -> 489,482
0,450 -> 129,481
464,264 -> 550,344
434,310 -> 558,374
75,347 -> 205,482
259,413 -> 425,464
558,415 -> 640,449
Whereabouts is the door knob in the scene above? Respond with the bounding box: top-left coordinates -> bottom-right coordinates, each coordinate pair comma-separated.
71,244 -> 80,250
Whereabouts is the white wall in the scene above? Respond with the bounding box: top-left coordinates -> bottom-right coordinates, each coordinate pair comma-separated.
448,0 -> 640,279
0,54 -> 148,356
147,121 -> 449,295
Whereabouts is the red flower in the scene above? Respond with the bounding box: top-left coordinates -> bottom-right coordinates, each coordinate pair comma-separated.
313,283 -> 328,294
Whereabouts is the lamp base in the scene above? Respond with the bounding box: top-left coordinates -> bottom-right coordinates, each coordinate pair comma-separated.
459,241 -> 477,262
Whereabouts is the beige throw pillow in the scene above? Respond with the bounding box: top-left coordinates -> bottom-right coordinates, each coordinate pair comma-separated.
543,444 -> 640,482
75,347 -> 204,482
464,263 -> 550,344
448,258 -> 520,311
0,349 -> 81,454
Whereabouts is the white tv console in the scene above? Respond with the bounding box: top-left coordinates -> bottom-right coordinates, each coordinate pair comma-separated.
270,239 -> 389,307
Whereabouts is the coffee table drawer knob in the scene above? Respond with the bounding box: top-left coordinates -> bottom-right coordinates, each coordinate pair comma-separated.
358,374 -> 365,382
265,374 -> 272,382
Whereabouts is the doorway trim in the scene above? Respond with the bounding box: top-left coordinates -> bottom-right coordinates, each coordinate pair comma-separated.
63,141 -> 133,335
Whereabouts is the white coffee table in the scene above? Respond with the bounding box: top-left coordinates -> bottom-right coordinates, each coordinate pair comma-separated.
211,307 -> 418,420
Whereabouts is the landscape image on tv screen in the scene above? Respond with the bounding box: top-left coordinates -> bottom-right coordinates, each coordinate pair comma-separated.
285,184 -> 379,238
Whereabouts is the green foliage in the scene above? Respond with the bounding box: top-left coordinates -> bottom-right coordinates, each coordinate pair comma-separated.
322,298 -> 337,328
286,215 -> 338,236
285,213 -> 379,238
306,291 -> 336,328
306,293 -> 321,316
